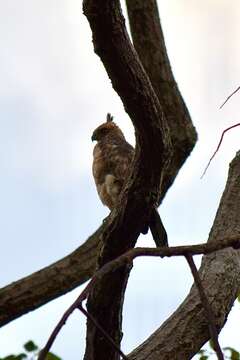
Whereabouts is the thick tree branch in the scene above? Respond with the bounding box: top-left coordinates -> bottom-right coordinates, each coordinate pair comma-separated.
39,236 -> 240,358
2,1 -> 239,359
0,0 -> 197,330
39,235 -> 239,358
79,305 -> 129,360
125,0 -> 197,199
82,0 -> 173,358
128,151 -> 240,360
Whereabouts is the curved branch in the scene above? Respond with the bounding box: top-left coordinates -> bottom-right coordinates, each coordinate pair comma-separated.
82,0 -> 172,358
38,236 -> 240,358
0,0 -> 197,331
128,151 -> 240,360
125,0 -> 197,198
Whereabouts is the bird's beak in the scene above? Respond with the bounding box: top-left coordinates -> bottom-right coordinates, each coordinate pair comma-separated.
91,131 -> 96,142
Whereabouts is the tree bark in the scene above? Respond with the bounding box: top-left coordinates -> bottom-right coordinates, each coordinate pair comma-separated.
82,0 -> 171,358
125,0 -> 197,199
128,152 -> 240,360
0,0 -> 196,329
2,0 -> 238,358
82,0 -> 195,359
0,4 -> 198,360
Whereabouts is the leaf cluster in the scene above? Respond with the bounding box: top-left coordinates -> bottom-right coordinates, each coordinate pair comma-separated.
198,340 -> 240,360
0,341 -> 61,360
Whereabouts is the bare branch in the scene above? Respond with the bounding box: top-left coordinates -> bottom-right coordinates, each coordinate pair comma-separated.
39,236 -> 240,357
220,86 -> 240,109
128,151 -> 240,360
38,275 -> 130,360
201,123 -> 240,178
185,254 -> 224,360
78,305 -> 129,360
0,0 -> 197,331
82,0 -> 172,357
38,282 -> 91,360
125,0 -> 197,199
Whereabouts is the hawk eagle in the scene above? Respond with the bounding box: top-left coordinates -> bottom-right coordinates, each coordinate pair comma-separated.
91,113 -> 168,247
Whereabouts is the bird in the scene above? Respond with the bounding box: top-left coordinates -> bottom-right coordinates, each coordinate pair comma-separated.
91,113 -> 168,247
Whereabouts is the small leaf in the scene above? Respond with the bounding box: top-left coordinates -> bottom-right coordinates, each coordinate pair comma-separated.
46,352 -> 62,360
24,340 -> 38,352
198,349 -> 207,355
209,339 -> 214,350
237,293 -> 240,303
197,349 -> 209,360
15,355 -> 27,360
223,347 -> 240,360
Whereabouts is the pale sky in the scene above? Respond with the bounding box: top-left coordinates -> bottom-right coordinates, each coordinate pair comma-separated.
0,1 -> 240,358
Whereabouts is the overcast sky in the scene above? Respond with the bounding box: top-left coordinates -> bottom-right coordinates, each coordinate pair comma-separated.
0,0 -> 240,358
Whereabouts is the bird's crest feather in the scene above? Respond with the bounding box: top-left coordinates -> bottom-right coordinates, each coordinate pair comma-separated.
106,113 -> 114,123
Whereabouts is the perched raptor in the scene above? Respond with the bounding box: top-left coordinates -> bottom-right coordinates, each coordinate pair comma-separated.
91,113 -> 168,247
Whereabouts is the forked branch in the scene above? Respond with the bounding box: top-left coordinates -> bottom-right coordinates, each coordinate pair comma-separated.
38,236 -> 240,358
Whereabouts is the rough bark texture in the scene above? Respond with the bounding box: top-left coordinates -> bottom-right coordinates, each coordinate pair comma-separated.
82,0 -> 171,358
81,0 -> 196,359
125,0 -> 197,200
128,152 -> 240,360
0,0 -> 197,330
2,0 -> 238,358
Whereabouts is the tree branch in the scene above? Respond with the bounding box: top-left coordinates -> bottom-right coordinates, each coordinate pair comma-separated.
185,254 -> 224,360
220,85 -> 240,109
38,236 -> 240,358
125,0 -> 197,199
79,305 -> 129,360
0,0 -> 197,331
79,0 -> 197,358
128,151 -> 240,360
82,0 -> 172,358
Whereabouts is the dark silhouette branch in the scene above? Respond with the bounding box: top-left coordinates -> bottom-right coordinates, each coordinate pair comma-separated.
38,291 -> 129,360
185,254 -> 224,360
82,0 -> 172,357
125,0 -> 197,199
201,123 -> 240,178
0,0 -> 197,331
39,236 -> 240,357
128,151 -> 240,360
79,305 -> 129,360
82,0 -> 197,357
220,85 -> 240,109
2,1 -> 239,359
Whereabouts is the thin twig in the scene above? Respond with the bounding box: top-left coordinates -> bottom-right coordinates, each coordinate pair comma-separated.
39,236 -> 240,358
220,86 -> 240,109
201,123 -> 240,178
38,281 -> 92,360
201,85 -> 240,178
78,304 -> 129,360
185,254 -> 224,360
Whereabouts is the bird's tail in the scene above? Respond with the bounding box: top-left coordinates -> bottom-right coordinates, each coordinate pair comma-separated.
149,208 -> 168,247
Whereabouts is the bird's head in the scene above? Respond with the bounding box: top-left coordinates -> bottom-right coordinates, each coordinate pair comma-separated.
91,113 -> 125,142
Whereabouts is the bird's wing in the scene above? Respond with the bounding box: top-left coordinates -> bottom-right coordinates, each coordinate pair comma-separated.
93,140 -> 134,209
108,141 -> 134,184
